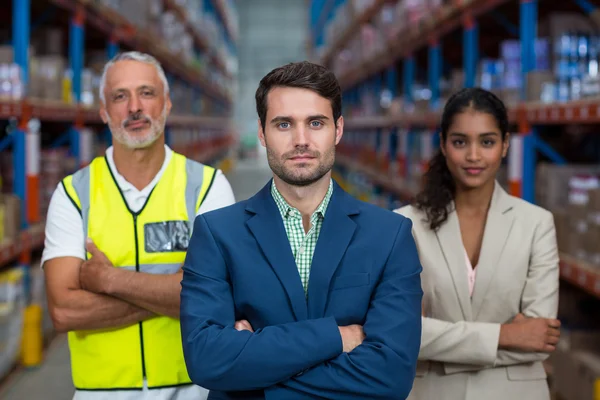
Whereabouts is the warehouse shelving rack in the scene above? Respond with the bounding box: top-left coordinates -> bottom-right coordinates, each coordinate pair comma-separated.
311,0 -> 600,299
0,0 -> 238,274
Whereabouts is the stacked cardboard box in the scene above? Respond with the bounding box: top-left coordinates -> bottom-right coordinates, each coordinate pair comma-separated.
537,164 -> 600,266
0,46 -> 28,102
0,267 -> 25,381
0,194 -> 20,244
40,149 -> 71,219
29,262 -> 54,343
552,329 -> 600,400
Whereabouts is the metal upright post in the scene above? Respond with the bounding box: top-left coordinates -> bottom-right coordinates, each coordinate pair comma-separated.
403,56 -> 415,108
70,6 -> 85,167
108,34 -> 119,60
386,66 -> 398,175
428,39 -> 441,111
520,0 -> 537,101
463,14 -> 478,88
70,7 -> 85,104
513,0 -> 537,203
402,57 -> 415,181
12,0 -> 30,229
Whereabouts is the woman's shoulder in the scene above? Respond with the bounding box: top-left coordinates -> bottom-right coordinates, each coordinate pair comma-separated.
506,193 -> 554,225
393,203 -> 420,218
393,204 -> 429,230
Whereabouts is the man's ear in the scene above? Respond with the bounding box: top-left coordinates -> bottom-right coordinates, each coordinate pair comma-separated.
334,116 -> 344,145
258,120 -> 266,147
100,106 -> 108,124
165,95 -> 173,116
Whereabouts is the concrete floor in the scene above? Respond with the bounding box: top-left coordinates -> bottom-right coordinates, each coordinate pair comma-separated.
0,157 -> 273,400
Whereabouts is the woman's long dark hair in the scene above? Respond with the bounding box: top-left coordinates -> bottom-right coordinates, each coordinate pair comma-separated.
414,87 -> 509,231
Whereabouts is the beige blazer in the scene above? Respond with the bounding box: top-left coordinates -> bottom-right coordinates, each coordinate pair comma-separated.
395,182 -> 559,400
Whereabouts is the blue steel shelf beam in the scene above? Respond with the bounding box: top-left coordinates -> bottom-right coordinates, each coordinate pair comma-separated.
12,0 -> 30,230
518,0 -> 537,203
520,0 -> 537,101
573,0 -> 596,14
428,39 -> 441,111
68,6 -> 85,166
107,34 -> 119,60
310,0 -> 325,48
312,0 -> 336,48
490,10 -> 519,36
403,56 -> 415,110
463,15 -> 478,88
386,65 -> 398,179
206,0 -> 232,48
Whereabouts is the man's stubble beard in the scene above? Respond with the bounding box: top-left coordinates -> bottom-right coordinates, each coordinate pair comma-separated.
108,105 -> 168,149
266,140 -> 336,187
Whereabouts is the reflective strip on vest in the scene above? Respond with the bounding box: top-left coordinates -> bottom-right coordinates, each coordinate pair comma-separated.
117,264 -> 181,274
67,156 -> 213,236
62,152 -> 214,390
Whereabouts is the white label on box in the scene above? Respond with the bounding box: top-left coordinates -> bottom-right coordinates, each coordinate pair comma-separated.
421,132 -> 433,161
508,134 -> 522,181
80,128 -> 93,165
399,129 -> 408,157
26,129 -> 40,175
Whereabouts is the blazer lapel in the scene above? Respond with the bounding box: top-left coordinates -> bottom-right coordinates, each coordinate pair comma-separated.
307,183 -> 358,318
245,181 -> 308,321
435,209 -> 473,321
471,182 -> 515,319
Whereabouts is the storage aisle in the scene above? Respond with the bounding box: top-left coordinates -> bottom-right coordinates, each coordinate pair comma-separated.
0,158 -> 273,400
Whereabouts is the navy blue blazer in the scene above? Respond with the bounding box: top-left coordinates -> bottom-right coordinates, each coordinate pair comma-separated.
181,180 -> 423,400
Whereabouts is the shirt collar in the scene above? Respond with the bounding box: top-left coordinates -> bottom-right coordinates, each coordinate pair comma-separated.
271,179 -> 334,220
105,144 -> 172,194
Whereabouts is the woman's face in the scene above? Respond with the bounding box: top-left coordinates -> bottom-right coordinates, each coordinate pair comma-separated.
441,109 -> 509,190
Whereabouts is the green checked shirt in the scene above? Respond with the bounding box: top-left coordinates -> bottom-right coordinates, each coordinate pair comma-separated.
271,179 -> 334,295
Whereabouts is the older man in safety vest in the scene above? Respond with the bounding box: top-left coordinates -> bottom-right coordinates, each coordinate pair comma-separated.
42,51 -> 235,400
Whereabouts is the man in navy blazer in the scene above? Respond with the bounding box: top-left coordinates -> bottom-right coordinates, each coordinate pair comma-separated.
180,61 -> 423,399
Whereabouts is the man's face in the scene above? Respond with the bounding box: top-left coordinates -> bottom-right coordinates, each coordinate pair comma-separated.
100,60 -> 172,149
258,87 -> 343,187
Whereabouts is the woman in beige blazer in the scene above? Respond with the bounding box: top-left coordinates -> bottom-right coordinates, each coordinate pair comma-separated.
395,88 -> 560,400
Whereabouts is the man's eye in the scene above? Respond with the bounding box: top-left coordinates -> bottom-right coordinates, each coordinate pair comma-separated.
310,121 -> 323,128
279,122 -> 290,129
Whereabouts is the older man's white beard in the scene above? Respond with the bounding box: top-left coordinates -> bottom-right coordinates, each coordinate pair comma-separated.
109,106 -> 168,149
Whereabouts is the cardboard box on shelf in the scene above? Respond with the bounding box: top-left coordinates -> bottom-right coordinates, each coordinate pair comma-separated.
0,268 -> 26,381
536,164 -> 600,212
553,329 -> 600,400
37,55 -> 67,101
0,194 -> 20,243
526,71 -> 555,102
0,45 -> 34,64
498,88 -> 520,108
577,352 -> 600,400
553,208 -> 569,252
0,203 -> 4,243
583,224 -> 600,265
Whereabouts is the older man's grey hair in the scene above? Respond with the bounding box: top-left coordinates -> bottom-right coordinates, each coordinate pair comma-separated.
99,51 -> 170,104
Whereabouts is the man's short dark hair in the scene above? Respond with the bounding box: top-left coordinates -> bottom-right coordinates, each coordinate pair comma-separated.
255,61 -> 342,131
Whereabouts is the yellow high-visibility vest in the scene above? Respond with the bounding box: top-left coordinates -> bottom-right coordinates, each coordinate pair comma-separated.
61,152 -> 216,390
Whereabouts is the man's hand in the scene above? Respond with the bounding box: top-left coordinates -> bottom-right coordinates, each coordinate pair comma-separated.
338,324 -> 365,353
235,320 -> 254,332
499,313 -> 561,353
79,240 -> 115,294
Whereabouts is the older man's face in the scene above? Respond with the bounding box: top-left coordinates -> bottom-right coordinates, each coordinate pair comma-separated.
100,60 -> 172,149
